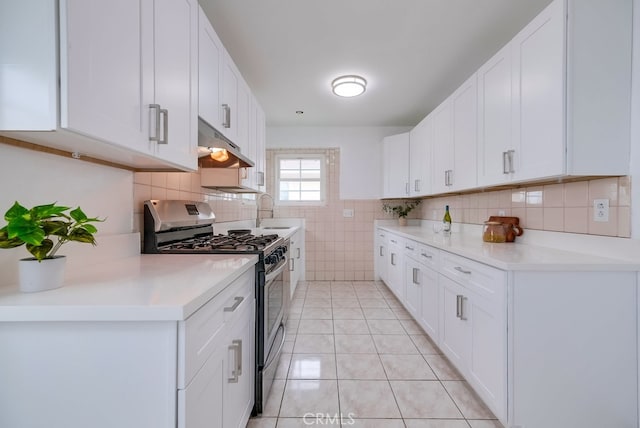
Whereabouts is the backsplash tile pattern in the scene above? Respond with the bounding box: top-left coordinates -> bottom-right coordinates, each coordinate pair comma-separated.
420,176 -> 631,238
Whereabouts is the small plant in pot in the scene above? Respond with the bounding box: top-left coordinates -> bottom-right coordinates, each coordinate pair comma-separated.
383,200 -> 421,226
0,202 -> 103,293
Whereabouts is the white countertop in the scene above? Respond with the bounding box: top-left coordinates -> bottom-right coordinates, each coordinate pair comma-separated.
379,225 -> 640,271
0,254 -> 258,322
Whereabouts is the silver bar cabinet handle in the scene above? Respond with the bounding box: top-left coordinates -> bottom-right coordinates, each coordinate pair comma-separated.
234,339 -> 242,376
224,296 -> 244,312
228,341 -> 239,383
379,246 -> 384,257
406,182 -> 410,195
460,297 -> 467,320
405,245 -> 414,251
290,258 -> 295,272
296,248 -> 301,259
421,252 -> 432,259
508,150 -> 515,173
391,253 -> 396,266
454,266 -> 472,275
222,104 -> 231,128
415,179 -> 420,192
149,104 -> 161,142
456,295 -> 463,318
503,151 -> 509,174
159,108 -> 168,145
412,267 -> 419,285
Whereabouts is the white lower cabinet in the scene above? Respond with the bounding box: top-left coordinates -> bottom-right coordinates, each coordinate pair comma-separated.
403,241 -> 439,341
375,229 -> 388,284
385,235 -> 404,301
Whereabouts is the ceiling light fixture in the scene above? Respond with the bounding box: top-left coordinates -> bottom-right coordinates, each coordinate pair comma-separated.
331,75 -> 367,97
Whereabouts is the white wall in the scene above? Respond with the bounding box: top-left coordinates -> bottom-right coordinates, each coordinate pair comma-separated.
0,144 -> 134,285
266,126 -> 410,200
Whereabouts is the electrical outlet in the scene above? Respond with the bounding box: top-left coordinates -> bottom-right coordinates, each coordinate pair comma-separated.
498,210 -> 506,216
593,199 -> 609,222
343,209 -> 354,218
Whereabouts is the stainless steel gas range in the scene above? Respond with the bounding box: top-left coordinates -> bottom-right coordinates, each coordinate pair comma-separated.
142,200 -> 289,415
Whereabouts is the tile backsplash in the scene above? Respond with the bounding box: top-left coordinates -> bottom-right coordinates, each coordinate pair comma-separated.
419,177 -> 631,238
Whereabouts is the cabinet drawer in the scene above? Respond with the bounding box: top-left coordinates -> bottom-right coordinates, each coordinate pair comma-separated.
417,244 -> 440,271
403,239 -> 419,258
440,252 -> 505,300
178,268 -> 255,389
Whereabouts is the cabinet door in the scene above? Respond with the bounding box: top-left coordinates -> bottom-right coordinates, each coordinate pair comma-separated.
511,0 -> 564,182
198,5 -> 224,131
242,97 -> 258,190
404,258 -> 421,319
385,236 -> 404,300
236,78 -> 251,153
417,264 -> 439,341
376,230 -> 388,283
451,74 -> 478,191
254,103 -> 267,191
467,291 -> 505,421
224,299 -> 255,428
153,0 -> 198,170
409,115 -> 432,197
61,0 -> 153,152
439,275 -> 468,370
382,133 -> 410,198
477,44 -> 513,186
178,345 -> 225,428
431,100 -> 454,194
221,51 -> 240,142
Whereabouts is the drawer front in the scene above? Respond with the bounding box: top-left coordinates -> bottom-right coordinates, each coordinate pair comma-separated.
440,252 -> 505,300
417,244 -> 439,270
179,268 -> 255,389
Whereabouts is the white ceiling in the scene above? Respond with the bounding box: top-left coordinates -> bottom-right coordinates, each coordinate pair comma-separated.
200,0 -> 553,127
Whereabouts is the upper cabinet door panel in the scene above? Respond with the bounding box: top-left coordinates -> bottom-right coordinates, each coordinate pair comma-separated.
512,0 -> 564,181
451,74 -> 478,191
61,0 -> 153,151
198,6 -> 224,131
431,100 -> 453,194
153,0 -> 198,170
477,44 -> 512,187
221,53 -> 240,142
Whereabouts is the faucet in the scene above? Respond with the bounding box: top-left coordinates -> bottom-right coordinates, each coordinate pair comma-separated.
256,193 -> 274,228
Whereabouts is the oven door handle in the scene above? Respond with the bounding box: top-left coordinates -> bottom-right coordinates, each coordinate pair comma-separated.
263,323 -> 286,371
265,255 -> 288,283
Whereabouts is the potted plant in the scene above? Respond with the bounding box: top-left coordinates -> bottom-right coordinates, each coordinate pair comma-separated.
383,200 -> 421,226
0,202 -> 103,292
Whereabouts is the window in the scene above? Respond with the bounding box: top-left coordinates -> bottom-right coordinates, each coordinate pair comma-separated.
275,154 -> 325,204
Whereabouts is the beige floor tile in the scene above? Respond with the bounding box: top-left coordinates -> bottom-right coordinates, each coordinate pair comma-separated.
297,319 -> 334,334
279,380 -> 339,417
332,307 -> 365,320
334,334 -> 377,354
304,297 -> 332,308
338,380 -> 402,418
274,418 -> 312,427
262,379 -> 285,417
384,298 -> 403,308
331,298 -> 361,308
379,354 -> 437,380
391,307 -> 414,319
293,334 -> 335,353
306,290 -> 331,299
276,353 -> 292,379
331,290 -> 357,299
442,381 -> 496,419
400,319 -> 425,334
288,353 -> 337,379
424,355 -> 464,380
301,307 -> 333,319
390,380 -> 463,419
363,307 -> 397,320
282,340 -> 295,353
367,319 -> 406,335
343,419 -> 405,427
372,334 -> 419,354
355,290 -> 384,299
333,319 -> 370,334
467,420 -> 504,428
358,298 -> 389,308
404,419 -> 470,428
285,319 -> 299,335
246,416 -> 278,428
336,353 -> 387,380
410,334 -> 441,355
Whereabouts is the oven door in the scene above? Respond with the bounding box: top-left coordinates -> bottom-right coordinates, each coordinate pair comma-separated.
263,254 -> 288,353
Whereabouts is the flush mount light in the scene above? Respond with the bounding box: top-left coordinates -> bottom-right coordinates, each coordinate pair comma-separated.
331,75 -> 367,97
209,147 -> 229,162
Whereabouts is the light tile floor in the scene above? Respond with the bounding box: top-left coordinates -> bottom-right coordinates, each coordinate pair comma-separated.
247,280 -> 504,428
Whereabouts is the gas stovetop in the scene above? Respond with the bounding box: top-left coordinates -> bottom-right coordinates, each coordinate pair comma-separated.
158,232 -> 281,253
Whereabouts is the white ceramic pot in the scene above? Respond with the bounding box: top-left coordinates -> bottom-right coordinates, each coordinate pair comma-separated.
18,256 -> 66,293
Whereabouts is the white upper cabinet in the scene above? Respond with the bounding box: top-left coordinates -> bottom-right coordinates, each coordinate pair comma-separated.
220,51 -> 240,144
477,44 -> 513,187
430,99 -> 453,194
198,5 -> 224,132
382,133 -> 410,198
478,0 -> 632,186
409,115 -> 432,197
451,74 -> 478,191
0,0 -> 198,171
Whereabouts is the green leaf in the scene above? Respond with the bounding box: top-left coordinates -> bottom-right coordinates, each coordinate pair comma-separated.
4,201 -> 28,222
42,220 -> 69,237
68,228 -> 97,245
26,239 -> 53,261
82,224 -> 98,234
31,203 -> 69,220
6,217 -> 44,245
69,207 -> 87,222
0,227 -> 24,249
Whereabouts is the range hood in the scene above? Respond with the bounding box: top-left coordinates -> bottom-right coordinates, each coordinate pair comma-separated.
197,118 -> 254,168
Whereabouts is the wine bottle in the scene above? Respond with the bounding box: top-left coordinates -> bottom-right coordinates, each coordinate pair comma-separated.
443,205 -> 452,235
